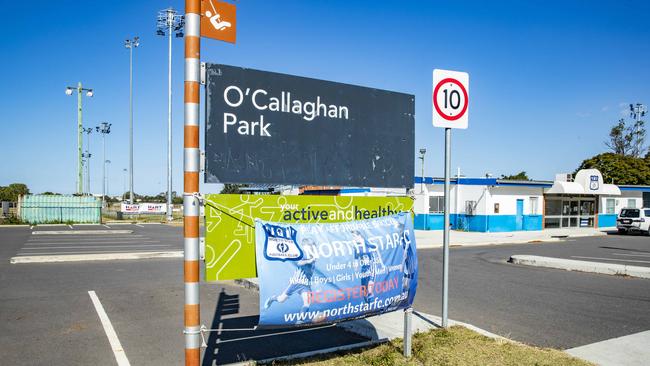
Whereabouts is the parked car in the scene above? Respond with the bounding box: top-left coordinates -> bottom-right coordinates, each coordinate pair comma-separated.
616,208 -> 650,234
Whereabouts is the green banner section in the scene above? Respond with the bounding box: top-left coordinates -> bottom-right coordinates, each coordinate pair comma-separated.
204,194 -> 413,281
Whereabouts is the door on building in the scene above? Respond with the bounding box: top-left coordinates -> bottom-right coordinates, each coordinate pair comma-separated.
516,199 -> 524,230
544,196 -> 596,228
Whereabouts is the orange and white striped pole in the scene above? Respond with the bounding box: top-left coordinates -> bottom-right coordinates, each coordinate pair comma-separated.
184,0 -> 201,365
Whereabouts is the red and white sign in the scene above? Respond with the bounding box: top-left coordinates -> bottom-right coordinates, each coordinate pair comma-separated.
432,69 -> 469,129
121,203 -> 167,214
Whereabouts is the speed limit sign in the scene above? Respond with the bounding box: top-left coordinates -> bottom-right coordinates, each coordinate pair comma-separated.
432,69 -> 469,129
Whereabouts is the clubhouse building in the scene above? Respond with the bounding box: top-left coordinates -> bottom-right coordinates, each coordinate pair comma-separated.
411,169 -> 650,232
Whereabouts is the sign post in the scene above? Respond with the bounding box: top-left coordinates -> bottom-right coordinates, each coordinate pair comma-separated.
432,69 -> 469,328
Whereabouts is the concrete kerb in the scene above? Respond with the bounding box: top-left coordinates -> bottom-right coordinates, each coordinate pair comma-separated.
414,229 -> 607,249
509,255 -> 650,279
10,251 -> 183,264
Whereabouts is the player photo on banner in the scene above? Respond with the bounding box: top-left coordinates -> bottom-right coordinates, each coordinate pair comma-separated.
255,212 -> 418,327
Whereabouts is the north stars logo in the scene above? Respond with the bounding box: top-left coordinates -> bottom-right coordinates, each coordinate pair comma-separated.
263,224 -> 303,261
589,175 -> 599,190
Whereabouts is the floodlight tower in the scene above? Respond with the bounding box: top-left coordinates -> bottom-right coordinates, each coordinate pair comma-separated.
96,122 -> 112,202
82,127 -> 94,194
418,148 -> 427,193
65,83 -> 93,194
125,37 -> 140,204
157,8 -> 184,221
630,103 -> 647,156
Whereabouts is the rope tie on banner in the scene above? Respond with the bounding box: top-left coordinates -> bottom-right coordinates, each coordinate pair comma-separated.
197,323 -> 338,348
203,200 -> 255,228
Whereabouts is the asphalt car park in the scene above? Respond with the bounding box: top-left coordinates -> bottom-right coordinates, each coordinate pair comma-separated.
7,224 -> 183,260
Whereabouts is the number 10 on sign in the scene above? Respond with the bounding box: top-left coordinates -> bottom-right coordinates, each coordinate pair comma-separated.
432,69 -> 469,129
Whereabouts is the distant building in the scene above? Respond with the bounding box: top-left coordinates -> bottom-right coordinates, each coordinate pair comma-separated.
413,168 -> 650,232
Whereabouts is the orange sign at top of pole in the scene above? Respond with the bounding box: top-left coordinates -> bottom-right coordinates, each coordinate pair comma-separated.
200,0 -> 236,43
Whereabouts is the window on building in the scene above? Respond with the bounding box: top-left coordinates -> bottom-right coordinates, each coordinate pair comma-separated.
627,199 -> 636,208
429,196 -> 444,213
530,197 -> 538,215
606,199 -> 615,214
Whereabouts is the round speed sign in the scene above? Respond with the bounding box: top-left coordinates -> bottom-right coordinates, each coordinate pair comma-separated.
432,69 -> 469,129
433,78 -> 468,121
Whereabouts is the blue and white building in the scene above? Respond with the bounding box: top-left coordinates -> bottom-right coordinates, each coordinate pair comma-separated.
413,169 -> 650,232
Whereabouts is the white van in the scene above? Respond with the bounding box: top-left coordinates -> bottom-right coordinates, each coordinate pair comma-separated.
616,208 -> 650,234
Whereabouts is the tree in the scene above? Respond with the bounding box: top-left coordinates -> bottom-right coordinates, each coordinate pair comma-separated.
220,184 -> 244,194
500,171 -> 530,181
0,183 -> 30,202
576,153 -> 650,185
605,118 -> 646,157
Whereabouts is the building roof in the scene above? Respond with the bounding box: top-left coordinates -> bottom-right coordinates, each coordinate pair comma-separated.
414,176 -> 553,188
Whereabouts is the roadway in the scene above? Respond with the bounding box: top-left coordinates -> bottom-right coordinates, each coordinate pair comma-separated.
1,226 -> 649,364
413,234 -> 650,349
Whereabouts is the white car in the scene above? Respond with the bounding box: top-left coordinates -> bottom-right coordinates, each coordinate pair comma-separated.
616,208 -> 650,234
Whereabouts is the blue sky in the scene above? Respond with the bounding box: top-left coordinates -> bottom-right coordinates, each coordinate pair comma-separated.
1,1 -> 649,194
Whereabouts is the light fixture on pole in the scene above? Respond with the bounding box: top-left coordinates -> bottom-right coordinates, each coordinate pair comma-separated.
65,82 -> 93,194
125,36 -> 140,204
157,8 -> 184,222
96,122 -> 112,204
418,148 -> 427,193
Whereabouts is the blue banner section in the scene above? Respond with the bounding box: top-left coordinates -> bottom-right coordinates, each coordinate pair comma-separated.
256,212 -> 418,327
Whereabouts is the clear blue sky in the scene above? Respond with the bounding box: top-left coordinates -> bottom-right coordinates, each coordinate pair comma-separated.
1,1 -> 649,194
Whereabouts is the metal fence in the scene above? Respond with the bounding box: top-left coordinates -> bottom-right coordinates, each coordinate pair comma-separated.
19,195 -> 102,224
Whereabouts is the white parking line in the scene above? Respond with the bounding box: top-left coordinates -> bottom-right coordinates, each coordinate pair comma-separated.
103,224 -> 111,229
571,256 -> 650,264
68,225 -> 74,229
22,244 -> 171,250
613,252 -> 650,258
27,235 -> 146,241
11,250 -> 183,263
88,291 -> 131,366
135,224 -> 144,228
25,240 -> 160,246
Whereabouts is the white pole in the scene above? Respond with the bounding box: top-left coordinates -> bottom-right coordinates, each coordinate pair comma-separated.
102,133 -> 106,200
129,44 -> 134,204
167,10 -> 173,222
442,127 -> 451,327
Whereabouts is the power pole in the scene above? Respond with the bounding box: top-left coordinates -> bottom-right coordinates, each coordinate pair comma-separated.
125,37 -> 140,204
157,8 -> 185,222
66,83 -> 93,194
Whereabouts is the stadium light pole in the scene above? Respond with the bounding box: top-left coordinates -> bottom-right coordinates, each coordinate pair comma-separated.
125,37 -> 140,204
82,127 -> 94,195
105,160 -> 112,197
96,122 -> 112,203
122,168 -> 128,200
157,8 -> 185,222
66,83 -> 93,194
418,148 -> 426,193
630,103 -> 647,156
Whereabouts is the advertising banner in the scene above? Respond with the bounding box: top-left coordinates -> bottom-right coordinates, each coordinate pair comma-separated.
204,194 -> 413,281
204,64 -> 415,188
255,212 -> 417,327
120,203 -> 167,214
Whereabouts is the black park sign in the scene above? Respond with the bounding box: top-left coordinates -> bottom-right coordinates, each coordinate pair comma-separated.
205,64 -> 415,188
